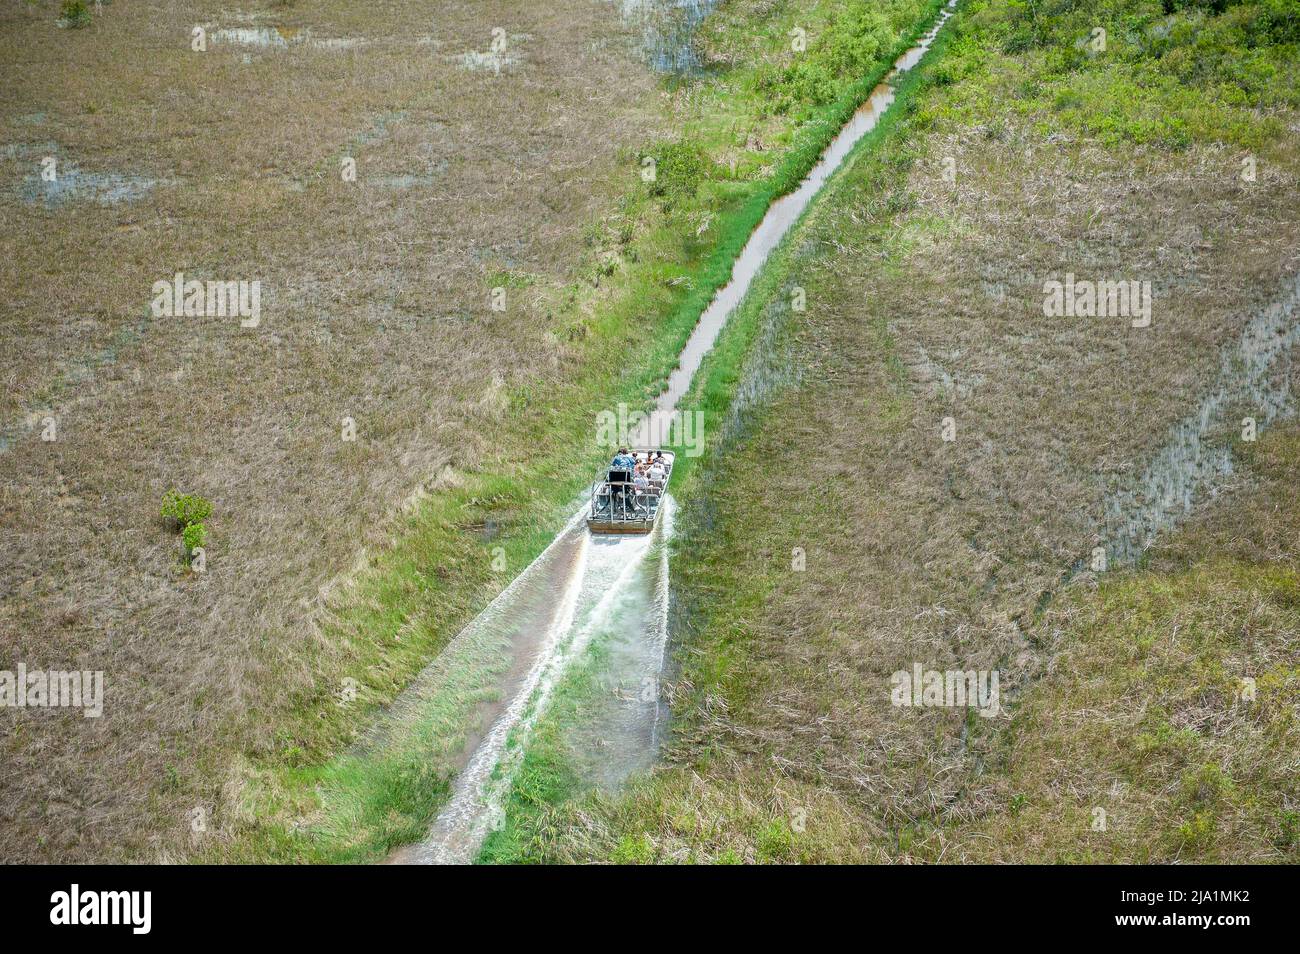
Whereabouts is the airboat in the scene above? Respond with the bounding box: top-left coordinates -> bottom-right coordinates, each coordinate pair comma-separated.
586,449 -> 675,534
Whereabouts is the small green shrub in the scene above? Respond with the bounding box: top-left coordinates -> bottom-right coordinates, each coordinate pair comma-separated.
162,490 -> 212,567
182,521 -> 207,556
58,0 -> 91,28
161,490 -> 213,529
646,141 -> 709,206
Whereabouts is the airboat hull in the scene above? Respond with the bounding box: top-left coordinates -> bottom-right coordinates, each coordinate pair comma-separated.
585,518 -> 658,534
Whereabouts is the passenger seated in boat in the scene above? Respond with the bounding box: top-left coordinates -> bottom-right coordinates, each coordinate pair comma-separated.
647,457 -> 666,487
632,470 -> 654,510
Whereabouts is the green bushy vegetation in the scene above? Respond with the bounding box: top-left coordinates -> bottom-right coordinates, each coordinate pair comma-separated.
181,521 -> 207,556
58,0 -> 91,29
773,4 -> 901,113
161,489 -> 213,528
162,490 -> 212,566
647,141 -> 712,208
953,0 -> 1300,149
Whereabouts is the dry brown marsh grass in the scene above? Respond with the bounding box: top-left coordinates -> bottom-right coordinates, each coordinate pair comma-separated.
0,0 -> 668,861
680,125 -> 1300,838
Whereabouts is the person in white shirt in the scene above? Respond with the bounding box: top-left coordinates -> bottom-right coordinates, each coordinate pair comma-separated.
647,459 -> 666,486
